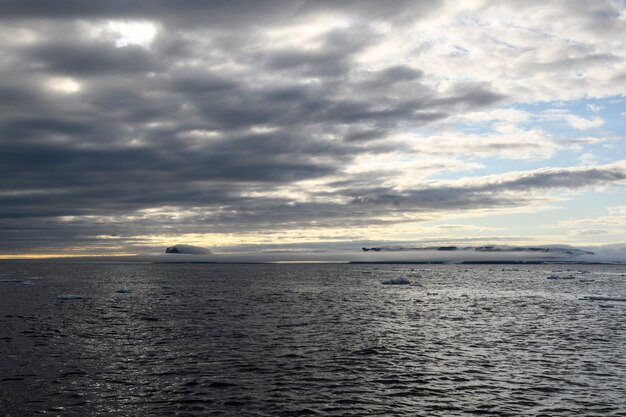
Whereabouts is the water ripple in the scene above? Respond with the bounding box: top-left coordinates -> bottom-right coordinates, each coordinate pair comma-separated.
0,263 -> 624,416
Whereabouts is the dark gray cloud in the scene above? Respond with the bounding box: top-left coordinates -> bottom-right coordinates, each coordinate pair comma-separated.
1,158 -> 624,254
27,41 -> 160,75
0,1 -> 442,26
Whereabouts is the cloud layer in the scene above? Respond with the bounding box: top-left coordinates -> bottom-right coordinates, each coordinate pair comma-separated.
0,1 -> 625,255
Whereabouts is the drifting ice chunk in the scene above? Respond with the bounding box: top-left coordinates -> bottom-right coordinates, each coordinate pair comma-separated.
57,294 -> 85,300
382,276 -> 411,285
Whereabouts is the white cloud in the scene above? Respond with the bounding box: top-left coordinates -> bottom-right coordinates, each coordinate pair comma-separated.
609,205 -> 626,215
542,109 -> 604,130
565,115 -> 605,130
346,153 -> 484,189
576,152 -> 600,166
400,127 -> 560,160
82,20 -> 158,48
177,130 -> 221,139
586,104 -> 604,113
357,1 -> 626,102
572,229 -> 610,235
453,108 -> 531,125
549,206 -> 626,230
105,20 -> 158,48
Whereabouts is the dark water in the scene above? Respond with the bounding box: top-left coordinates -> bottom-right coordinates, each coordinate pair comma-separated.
1,263 -> 625,416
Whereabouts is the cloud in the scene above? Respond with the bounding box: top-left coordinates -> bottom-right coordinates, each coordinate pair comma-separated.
1,159 -> 625,254
550,205 -> 626,230
0,1 -> 442,27
0,1 -> 625,255
26,40 -> 160,75
403,128 -> 561,160
573,229 -> 610,236
542,109 -> 604,130
586,104 -> 604,113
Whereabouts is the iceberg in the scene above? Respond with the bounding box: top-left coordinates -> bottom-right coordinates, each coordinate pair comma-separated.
165,244 -> 211,254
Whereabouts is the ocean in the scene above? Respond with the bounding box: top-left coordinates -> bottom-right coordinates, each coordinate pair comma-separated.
1,263 -> 625,416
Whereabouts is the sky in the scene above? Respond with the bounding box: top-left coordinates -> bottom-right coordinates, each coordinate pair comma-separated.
0,0 -> 625,259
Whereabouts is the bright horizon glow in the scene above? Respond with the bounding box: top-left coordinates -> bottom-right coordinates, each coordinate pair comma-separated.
0,253 -> 137,260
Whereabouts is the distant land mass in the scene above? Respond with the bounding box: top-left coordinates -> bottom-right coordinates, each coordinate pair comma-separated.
362,245 -> 595,256
1,243 -> 622,264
